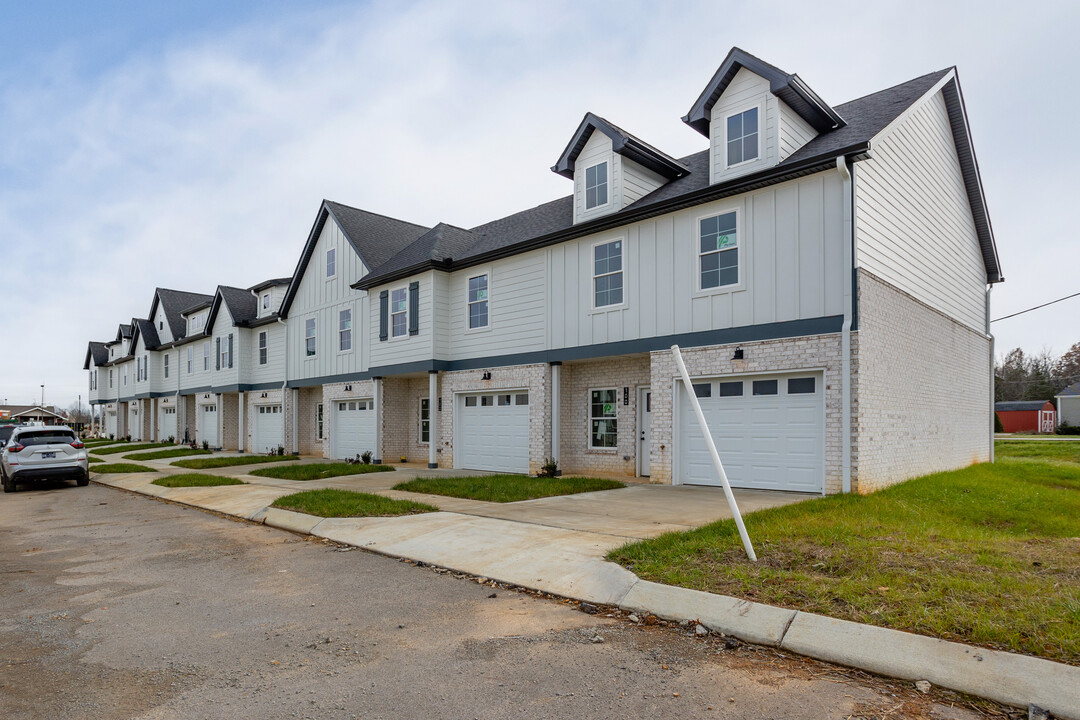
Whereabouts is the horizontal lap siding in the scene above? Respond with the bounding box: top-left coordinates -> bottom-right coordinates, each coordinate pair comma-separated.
620,157 -> 666,207
448,254 -> 547,360
288,219 -> 370,380
209,304 -> 239,387
779,99 -> 817,160
709,68 -> 778,184
248,322 -> 286,385
855,90 -> 986,331
368,271 -> 434,368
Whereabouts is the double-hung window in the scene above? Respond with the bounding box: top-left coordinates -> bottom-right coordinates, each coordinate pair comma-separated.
124,367 -> 128,386
339,309 -> 352,351
467,274 -> 488,329
699,211 -> 738,289
326,248 -> 336,278
109,370 -> 113,388
418,398 -> 430,444
584,161 -> 608,209
258,331 -> 268,364
219,339 -> 229,369
187,346 -> 193,373
726,107 -> 759,167
203,342 -> 210,371
593,239 -> 623,308
589,389 -> 618,448
390,288 -> 408,338
305,318 -> 317,357
262,293 -> 270,311
164,354 -> 169,379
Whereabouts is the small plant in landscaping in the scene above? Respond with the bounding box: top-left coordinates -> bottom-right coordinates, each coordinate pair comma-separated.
538,457 -> 559,478
202,440 -> 209,450
167,435 -> 175,444
124,435 -> 131,442
276,445 -> 285,456
361,450 -> 373,465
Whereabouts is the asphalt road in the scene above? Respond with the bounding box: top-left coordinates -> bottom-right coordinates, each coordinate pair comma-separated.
0,482 -> 992,720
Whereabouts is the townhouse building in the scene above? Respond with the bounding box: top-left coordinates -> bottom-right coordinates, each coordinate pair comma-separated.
85,48 -> 1000,494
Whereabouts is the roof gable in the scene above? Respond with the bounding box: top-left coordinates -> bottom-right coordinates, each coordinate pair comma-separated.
280,200 -> 429,317
683,47 -> 844,136
129,318 -> 159,352
206,285 -> 257,330
149,288 -> 214,341
551,112 -> 689,180
84,341 -> 108,370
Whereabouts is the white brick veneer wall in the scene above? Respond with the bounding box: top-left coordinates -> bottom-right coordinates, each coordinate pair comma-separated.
855,269 -> 991,492
648,334 -> 851,493
220,393 -> 239,450
558,357 -> 651,478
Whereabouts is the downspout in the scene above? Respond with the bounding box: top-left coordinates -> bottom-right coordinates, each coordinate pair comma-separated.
837,156 -> 854,494
986,286 -> 994,463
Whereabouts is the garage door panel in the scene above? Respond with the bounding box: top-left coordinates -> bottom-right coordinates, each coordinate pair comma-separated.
254,405 -> 283,454
679,371 -> 823,493
333,400 -> 375,460
457,391 -> 529,474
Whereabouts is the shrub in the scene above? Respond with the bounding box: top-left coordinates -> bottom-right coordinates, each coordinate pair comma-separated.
538,457 -> 559,478
167,435 -> 175,444
994,412 -> 1004,433
202,440 -> 209,450
1058,421 -> 1080,436
361,450 -> 373,465
276,445 -> 285,456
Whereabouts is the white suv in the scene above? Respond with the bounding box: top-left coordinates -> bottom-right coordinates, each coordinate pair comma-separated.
1,425 -> 89,493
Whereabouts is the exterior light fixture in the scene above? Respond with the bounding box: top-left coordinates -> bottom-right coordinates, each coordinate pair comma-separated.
732,347 -> 744,360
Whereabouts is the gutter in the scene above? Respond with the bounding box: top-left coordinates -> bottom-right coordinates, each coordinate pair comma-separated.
354,145 -> 870,290
987,286 -> 994,463
278,316 -> 290,453
837,157 -> 854,494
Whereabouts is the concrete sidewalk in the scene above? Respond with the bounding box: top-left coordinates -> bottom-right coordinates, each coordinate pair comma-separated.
90,466 -> 1080,718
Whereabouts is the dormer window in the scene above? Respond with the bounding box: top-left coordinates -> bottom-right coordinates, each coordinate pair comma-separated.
326,248 -> 336,279
726,107 -> 759,167
262,293 -> 270,310
584,162 -> 608,210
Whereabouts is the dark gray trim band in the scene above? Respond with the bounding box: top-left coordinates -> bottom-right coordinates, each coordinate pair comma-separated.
179,386 -> 214,397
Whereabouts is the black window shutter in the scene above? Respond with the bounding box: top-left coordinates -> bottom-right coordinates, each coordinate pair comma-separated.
379,290 -> 389,341
216,338 -> 221,370
228,334 -> 234,368
408,282 -> 419,336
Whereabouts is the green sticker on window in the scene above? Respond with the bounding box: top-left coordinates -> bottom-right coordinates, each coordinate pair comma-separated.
716,234 -> 732,249
603,403 -> 614,415
476,289 -> 487,300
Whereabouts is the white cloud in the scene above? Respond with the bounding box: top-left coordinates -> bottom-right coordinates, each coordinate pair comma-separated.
0,0 -> 1077,409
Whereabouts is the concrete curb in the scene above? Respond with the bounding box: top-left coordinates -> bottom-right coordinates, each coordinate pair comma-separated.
93,472 -> 1080,718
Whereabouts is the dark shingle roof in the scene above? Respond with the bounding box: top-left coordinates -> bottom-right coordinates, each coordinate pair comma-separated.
154,288 -> 214,340
131,318 -> 160,350
357,68 -> 957,290
84,341 -> 108,369
995,401 -> 1053,412
249,277 -> 292,292
217,286 -> 258,326
552,112 -> 690,180
1058,382 -> 1080,398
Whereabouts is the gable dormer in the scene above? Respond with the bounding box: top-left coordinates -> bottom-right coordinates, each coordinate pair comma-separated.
683,48 -> 844,185
552,113 -> 689,224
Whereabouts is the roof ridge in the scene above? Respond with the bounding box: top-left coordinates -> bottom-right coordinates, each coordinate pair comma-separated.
324,199 -> 431,231
835,68 -> 952,110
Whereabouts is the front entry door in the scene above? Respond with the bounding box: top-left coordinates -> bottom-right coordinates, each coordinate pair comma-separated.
638,387 -> 651,477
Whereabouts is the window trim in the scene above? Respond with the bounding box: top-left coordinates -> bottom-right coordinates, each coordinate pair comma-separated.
418,398 -> 430,445
694,206 -> 744,295
187,346 -> 193,374
305,317 -> 317,358
203,341 -> 210,371
464,269 -> 491,333
590,237 -> 626,312
258,331 -> 268,365
325,247 -> 336,280
338,308 -> 353,353
583,160 -> 610,211
262,293 -> 271,311
588,387 -> 619,450
389,285 -> 409,340
722,101 -> 764,170
163,354 -> 169,379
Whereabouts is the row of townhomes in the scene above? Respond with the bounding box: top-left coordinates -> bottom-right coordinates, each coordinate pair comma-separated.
83,48 -> 1001,494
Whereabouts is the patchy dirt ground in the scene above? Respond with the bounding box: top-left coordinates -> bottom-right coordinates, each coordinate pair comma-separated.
0,482 -> 1010,719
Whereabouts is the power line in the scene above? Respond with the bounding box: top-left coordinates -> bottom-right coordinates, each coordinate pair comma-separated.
991,291 -> 1080,323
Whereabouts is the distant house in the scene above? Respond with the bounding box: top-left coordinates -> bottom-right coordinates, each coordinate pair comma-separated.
1057,382 -> 1080,427
0,405 -> 69,426
995,401 -> 1056,433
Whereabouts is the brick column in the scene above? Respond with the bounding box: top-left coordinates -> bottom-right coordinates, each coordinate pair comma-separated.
373,377 -> 383,464
428,371 -> 438,468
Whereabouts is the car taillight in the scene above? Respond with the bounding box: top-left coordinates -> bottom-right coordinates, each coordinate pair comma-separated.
7,443 -> 24,453
70,440 -> 84,449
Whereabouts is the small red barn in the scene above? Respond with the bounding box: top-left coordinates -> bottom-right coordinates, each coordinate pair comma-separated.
995,401 -> 1056,433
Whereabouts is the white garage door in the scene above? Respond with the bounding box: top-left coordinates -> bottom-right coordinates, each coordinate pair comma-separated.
678,372 -> 823,493
199,404 -> 218,448
456,391 -> 530,474
105,411 -> 117,438
333,400 -> 376,460
254,405 -> 283,454
158,406 -> 177,442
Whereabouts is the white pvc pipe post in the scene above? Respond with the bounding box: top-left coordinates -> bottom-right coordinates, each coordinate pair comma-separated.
671,345 -> 757,562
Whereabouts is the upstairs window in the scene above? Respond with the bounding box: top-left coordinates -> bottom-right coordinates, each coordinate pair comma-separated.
584,161 -> 608,210
699,211 -> 738,289
305,318 -> 317,357
593,239 -> 623,308
203,342 -> 210,371
467,274 -> 488,329
258,331 -> 268,365
726,107 -> 759,167
187,346 -> 193,373
326,248 -> 336,278
164,354 -> 169,379
262,293 -> 271,310
159,320 -> 163,331
109,370 -> 113,388
219,339 -> 230,369
339,309 -> 352,352
391,288 -> 408,338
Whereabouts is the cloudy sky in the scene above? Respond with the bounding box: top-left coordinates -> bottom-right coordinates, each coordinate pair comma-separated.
1,0 -> 1077,410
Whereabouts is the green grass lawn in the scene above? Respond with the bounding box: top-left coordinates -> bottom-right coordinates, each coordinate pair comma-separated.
91,463 -> 157,474
84,439 -> 127,447
392,474 -> 625,503
93,442 -> 173,455
171,455 -> 300,469
122,447 -> 212,461
151,473 -> 245,488
249,462 -> 394,480
996,438 -> 1080,464
608,456 -> 1080,665
87,456 -> 104,464
271,489 -> 437,518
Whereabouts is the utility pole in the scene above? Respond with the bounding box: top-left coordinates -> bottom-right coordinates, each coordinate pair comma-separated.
40,384 -> 44,409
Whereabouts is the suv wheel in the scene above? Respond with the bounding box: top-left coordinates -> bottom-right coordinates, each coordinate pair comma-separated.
76,473 -> 90,487
2,473 -> 14,493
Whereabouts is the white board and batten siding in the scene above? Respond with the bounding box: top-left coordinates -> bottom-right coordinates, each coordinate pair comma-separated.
548,171 -> 846,350
855,89 -> 987,332
248,322 -> 286,385
208,303 -> 239,387
152,303 -> 174,345
287,218 -> 372,381
367,270 -> 435,369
